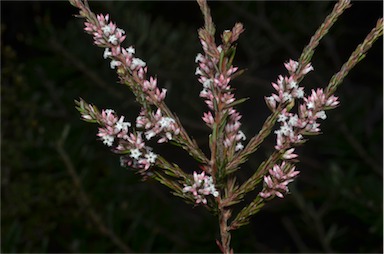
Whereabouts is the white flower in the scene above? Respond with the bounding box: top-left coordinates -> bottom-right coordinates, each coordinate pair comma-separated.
105,109 -> 115,115
159,117 -> 175,129
110,60 -> 121,69
200,88 -> 209,98
131,58 -> 146,69
195,53 -> 204,63
145,130 -> 156,140
108,34 -> 118,45
203,79 -> 212,89
127,46 -> 135,55
204,176 -> 219,197
235,142 -> 244,151
195,67 -> 203,76
307,101 -> 315,109
103,48 -> 112,59
183,186 -> 192,193
115,116 -> 131,132
205,176 -> 214,185
288,80 -> 298,89
297,134 -> 303,141
116,28 -> 125,34
295,87 -> 305,99
280,123 -> 293,136
101,25 -> 112,36
282,92 -> 292,102
145,151 -> 157,164
237,130 -> 246,141
316,110 -> 327,120
274,129 -> 282,135
184,172 -> 219,204
288,114 -> 299,126
266,96 -> 275,103
265,95 -> 277,110
101,135 -> 114,147
130,148 -> 142,160
277,114 -> 287,122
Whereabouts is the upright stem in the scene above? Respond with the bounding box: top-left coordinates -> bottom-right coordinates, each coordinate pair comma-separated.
218,199 -> 232,254
325,17 -> 383,96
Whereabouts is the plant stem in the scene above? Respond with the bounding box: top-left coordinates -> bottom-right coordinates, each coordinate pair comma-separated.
70,0 -> 210,166
297,0 -> 351,74
326,17 -> 383,96
218,199 -> 232,254
230,196 -> 265,231
226,106 -> 282,173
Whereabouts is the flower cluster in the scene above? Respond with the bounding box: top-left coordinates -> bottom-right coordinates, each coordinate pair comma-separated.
78,103 -> 158,172
119,145 -> 158,172
80,12 -> 182,147
259,162 -> 300,199
136,108 -> 180,143
85,14 -> 126,47
196,25 -> 247,155
95,109 -> 131,146
115,132 -> 158,171
83,14 -> 168,106
69,0 -> 384,252
266,60 -> 340,159
265,59 -> 312,111
183,171 -> 219,204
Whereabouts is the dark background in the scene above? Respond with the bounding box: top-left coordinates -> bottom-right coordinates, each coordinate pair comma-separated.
2,1 -> 383,253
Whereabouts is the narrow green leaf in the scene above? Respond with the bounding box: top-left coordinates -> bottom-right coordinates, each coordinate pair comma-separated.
224,97 -> 249,109
219,50 -> 225,73
227,45 -> 237,68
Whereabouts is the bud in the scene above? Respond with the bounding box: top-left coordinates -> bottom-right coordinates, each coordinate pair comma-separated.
286,98 -> 295,111
116,66 -> 126,75
222,30 -> 232,44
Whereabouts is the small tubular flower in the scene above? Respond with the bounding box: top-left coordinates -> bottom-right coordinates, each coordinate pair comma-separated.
183,171 -> 219,205
259,162 -> 300,199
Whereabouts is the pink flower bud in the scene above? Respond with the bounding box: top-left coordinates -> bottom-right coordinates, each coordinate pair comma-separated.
301,63 -> 314,75
284,59 -> 299,73
282,148 -> 298,159
202,111 -> 214,126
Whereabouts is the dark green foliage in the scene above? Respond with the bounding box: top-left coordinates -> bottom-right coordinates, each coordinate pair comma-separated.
2,1 -> 382,252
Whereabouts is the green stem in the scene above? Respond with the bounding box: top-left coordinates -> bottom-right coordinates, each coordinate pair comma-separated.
218,200 -> 232,254
226,108 -> 281,174
297,0 -> 351,77
326,17 -> 383,96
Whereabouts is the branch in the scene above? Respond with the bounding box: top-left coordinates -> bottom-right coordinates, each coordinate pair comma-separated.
69,0 -> 210,166
226,0 -> 351,176
196,0 -> 216,36
298,0 -> 352,77
326,17 -> 383,96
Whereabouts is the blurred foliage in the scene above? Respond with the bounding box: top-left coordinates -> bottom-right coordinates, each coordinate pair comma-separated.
1,1 -> 382,253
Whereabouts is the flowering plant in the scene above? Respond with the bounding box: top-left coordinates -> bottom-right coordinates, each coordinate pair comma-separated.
69,0 -> 382,252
